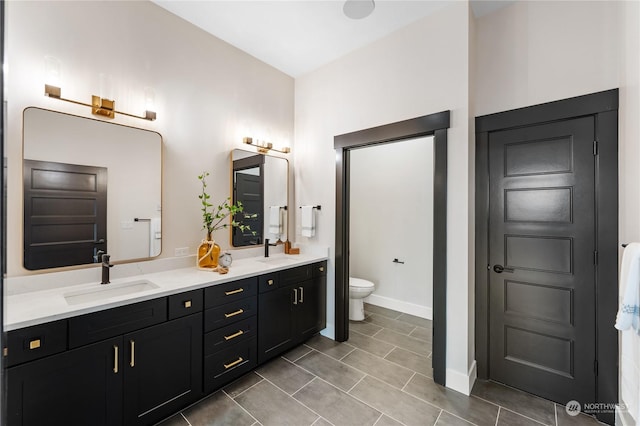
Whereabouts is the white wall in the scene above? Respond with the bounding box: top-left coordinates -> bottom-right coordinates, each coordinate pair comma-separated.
5,1 -> 294,276
350,137 -> 433,319
294,1 -> 474,393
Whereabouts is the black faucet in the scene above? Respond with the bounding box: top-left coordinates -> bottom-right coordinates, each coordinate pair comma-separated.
97,251 -> 113,284
264,239 -> 278,258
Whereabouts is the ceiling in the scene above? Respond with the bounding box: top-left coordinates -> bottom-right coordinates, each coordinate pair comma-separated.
152,1 -> 513,78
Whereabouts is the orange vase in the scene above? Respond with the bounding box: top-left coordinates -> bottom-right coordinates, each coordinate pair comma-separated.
197,233 -> 221,269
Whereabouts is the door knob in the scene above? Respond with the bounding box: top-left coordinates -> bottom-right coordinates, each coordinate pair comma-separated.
493,264 -> 514,273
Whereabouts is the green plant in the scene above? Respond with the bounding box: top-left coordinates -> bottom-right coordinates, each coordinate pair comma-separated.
198,172 -> 254,237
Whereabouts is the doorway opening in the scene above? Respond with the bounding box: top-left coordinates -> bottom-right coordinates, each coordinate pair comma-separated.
334,111 -> 450,385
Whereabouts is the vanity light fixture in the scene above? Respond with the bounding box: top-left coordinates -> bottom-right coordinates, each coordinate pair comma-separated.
44,85 -> 157,121
43,58 -> 156,121
243,137 -> 290,154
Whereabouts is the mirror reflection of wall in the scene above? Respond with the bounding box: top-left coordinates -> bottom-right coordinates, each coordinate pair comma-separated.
22,107 -> 162,270
349,136 -> 434,319
231,149 -> 288,247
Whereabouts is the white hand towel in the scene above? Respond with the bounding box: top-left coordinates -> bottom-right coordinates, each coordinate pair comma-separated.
268,206 -> 282,238
301,206 -> 315,238
615,243 -> 640,333
149,217 -> 161,257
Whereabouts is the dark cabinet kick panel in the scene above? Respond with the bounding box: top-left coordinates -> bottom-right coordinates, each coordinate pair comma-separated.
5,260 -> 327,426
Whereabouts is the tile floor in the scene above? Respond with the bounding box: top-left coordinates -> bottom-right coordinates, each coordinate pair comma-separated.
158,303 -> 603,426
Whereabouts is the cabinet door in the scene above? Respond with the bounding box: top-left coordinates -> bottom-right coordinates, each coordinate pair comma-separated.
296,275 -> 327,342
258,285 -> 295,364
123,313 -> 203,426
7,337 -> 123,426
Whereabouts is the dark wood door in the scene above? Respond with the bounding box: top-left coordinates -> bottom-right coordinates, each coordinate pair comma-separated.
488,116 -> 596,405
6,337 -> 123,426
23,159 -> 107,270
123,314 -> 203,426
257,285 -> 295,364
233,172 -> 263,246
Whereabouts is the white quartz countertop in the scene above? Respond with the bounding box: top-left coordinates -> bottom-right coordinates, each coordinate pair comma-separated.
5,251 -> 328,331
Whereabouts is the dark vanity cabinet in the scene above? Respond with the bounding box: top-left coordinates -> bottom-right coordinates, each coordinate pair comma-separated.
203,277 -> 258,393
258,261 -> 327,363
6,292 -> 204,426
5,261 -> 326,426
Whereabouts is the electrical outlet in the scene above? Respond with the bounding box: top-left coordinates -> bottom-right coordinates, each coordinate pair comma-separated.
174,247 -> 189,257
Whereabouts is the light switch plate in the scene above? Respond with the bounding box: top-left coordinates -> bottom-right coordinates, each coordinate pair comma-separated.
174,247 -> 189,256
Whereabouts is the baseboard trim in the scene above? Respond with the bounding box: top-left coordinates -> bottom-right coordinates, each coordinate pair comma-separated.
366,294 -> 432,320
446,360 -> 477,396
617,405 -> 636,426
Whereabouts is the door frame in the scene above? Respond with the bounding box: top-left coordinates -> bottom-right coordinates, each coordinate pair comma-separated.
475,89 -> 618,424
334,110 -> 450,385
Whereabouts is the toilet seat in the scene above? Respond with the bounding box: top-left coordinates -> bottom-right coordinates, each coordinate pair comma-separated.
349,277 -> 374,289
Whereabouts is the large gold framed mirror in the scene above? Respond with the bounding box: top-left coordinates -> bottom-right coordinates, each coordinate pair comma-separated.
230,149 -> 288,247
22,107 -> 162,270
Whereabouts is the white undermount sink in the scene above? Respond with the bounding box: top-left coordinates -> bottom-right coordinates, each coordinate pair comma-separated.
256,256 -> 297,266
64,280 -> 159,305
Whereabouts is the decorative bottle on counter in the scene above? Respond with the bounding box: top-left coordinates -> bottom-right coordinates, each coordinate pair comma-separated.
197,232 -> 220,269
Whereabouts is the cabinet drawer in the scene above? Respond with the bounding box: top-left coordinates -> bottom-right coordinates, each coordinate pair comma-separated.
69,298 -> 167,348
258,273 -> 278,293
204,316 -> 257,356
204,297 -> 257,332
280,264 -> 312,286
168,289 -> 203,320
312,261 -> 327,278
205,277 -> 257,308
204,337 -> 257,393
5,320 -> 67,367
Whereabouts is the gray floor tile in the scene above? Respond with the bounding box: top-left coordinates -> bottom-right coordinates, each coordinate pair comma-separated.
305,334 -> 356,360
294,378 -> 382,426
374,328 -> 430,356
364,303 -> 403,319
184,391 -> 256,426
234,379 -> 319,426
295,350 -> 365,391
312,418 -> 334,426
283,344 -> 313,362
350,375 -> 441,426
365,313 -> 417,335
436,411 -> 475,426
409,326 -> 432,342
156,413 -> 189,426
223,371 -> 263,398
555,403 -> 603,425
374,415 -> 404,426
497,408 -> 546,426
404,373 -> 499,426
384,346 -> 432,377
342,348 -> 414,389
347,330 -> 395,358
256,356 -> 316,394
349,320 -> 384,336
472,380 -> 555,425
397,313 -> 433,329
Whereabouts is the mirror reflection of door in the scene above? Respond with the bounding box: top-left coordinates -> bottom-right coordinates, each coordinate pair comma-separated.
23,159 -> 107,270
233,154 -> 264,246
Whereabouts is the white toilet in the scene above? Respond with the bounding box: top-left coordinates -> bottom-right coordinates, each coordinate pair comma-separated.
349,277 -> 375,321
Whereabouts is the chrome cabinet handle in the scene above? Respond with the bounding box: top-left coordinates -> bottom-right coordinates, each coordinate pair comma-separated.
293,288 -> 298,305
113,345 -> 119,373
130,340 -> 135,367
299,286 -> 304,303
